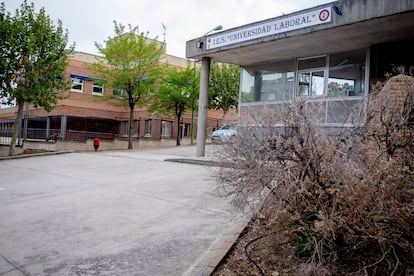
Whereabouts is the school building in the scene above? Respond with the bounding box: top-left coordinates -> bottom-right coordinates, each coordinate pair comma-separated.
0,50 -> 230,152
186,0 -> 414,156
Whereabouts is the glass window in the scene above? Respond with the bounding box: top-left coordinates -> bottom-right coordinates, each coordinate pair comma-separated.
298,56 -> 326,70
262,71 -> 294,101
92,81 -> 104,96
71,78 -> 83,92
328,49 -> 366,97
121,120 -> 138,137
144,119 -> 151,137
183,123 -> 191,137
238,49 -> 367,126
121,121 -> 128,136
240,68 -> 255,103
298,71 -> 325,97
161,121 -> 172,137
132,120 -> 138,137
240,60 -> 294,103
240,50 -> 365,102
112,84 -> 123,97
297,56 -> 326,97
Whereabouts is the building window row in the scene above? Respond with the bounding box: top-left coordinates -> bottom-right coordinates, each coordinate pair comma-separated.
240,48 -> 366,103
119,119 -> 173,138
70,74 -> 120,97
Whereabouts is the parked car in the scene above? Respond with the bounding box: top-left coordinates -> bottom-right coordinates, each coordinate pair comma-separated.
211,125 -> 237,143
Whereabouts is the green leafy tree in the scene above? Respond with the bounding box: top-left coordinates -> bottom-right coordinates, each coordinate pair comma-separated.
149,64 -> 197,146
209,62 -> 240,119
93,21 -> 164,149
0,1 -> 73,156
0,3 -> 14,94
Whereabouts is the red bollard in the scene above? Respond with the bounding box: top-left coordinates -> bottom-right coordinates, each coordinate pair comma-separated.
93,137 -> 100,152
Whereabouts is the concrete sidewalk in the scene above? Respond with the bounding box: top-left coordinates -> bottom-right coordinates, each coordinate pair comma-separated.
0,145 -> 247,276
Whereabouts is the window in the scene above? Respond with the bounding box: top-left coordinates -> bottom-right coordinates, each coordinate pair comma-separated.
121,120 -> 138,137
132,120 -> 139,137
112,84 -> 123,97
161,121 -> 172,137
183,123 -> 191,137
240,69 -> 256,103
121,121 -> 128,136
92,81 -> 104,96
71,77 -> 83,92
240,60 -> 294,103
298,71 -> 325,96
297,55 -> 326,70
144,119 -> 151,137
262,72 -> 295,101
328,49 -> 366,97
240,50 -> 366,102
239,49 -> 367,126
297,56 -> 326,97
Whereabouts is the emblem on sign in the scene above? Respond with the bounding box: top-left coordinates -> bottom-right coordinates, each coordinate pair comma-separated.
319,9 -> 330,21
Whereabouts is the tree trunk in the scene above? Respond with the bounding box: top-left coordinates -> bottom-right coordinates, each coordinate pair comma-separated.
176,113 -> 181,146
9,101 -> 24,156
128,104 -> 134,149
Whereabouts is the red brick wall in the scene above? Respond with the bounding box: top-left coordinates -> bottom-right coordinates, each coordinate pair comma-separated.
0,53 -> 233,142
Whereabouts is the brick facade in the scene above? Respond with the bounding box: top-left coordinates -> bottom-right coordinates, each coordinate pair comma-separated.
0,51 -> 236,145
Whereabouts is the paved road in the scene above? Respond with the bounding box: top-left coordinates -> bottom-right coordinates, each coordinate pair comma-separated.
0,146 -> 237,275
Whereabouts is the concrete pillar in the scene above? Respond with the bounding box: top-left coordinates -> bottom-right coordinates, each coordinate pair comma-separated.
46,116 -> 51,139
196,57 -> 211,157
60,115 -> 67,140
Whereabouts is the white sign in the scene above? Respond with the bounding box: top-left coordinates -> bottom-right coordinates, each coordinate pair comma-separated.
206,6 -> 332,50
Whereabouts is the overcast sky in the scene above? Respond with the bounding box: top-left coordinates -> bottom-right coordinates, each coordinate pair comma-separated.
5,0 -> 332,58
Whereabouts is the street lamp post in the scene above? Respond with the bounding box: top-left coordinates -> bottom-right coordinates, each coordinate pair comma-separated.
204,25 -> 222,36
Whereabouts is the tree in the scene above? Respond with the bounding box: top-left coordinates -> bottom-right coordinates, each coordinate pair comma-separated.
0,3 -> 14,94
149,64 -> 197,146
93,21 -> 164,149
209,62 -> 240,119
0,1 -> 73,156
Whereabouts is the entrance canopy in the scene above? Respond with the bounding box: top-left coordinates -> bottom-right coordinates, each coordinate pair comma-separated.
186,0 -> 414,157
186,0 -> 414,66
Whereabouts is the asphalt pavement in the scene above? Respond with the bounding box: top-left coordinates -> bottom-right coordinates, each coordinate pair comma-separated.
0,145 -> 247,276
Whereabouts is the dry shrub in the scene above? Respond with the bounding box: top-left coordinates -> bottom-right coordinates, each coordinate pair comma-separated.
214,75 -> 414,275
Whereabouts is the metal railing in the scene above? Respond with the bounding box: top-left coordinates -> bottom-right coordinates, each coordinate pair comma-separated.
44,129 -> 115,142
63,130 -> 115,142
0,121 -> 115,144
0,120 -> 14,145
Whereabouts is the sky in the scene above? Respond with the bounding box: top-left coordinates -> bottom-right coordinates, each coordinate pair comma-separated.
4,0 -> 332,59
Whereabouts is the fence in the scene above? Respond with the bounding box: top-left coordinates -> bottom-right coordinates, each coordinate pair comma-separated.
0,118 -> 115,145
0,120 -> 14,145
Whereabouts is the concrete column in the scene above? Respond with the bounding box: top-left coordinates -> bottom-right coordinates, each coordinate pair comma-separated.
60,115 -> 67,140
196,57 -> 211,157
46,116 -> 51,139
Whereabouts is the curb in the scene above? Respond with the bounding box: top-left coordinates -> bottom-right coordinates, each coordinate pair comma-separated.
164,158 -> 235,168
182,216 -> 250,276
0,150 -> 75,161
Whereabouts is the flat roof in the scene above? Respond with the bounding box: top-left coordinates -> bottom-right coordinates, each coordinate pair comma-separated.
186,0 -> 414,66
